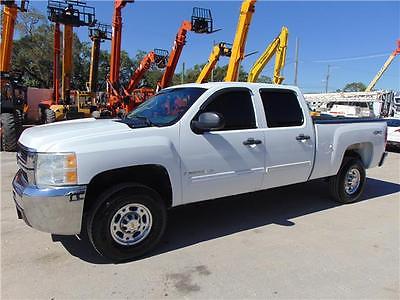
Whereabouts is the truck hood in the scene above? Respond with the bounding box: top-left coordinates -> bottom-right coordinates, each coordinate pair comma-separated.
19,118 -> 135,152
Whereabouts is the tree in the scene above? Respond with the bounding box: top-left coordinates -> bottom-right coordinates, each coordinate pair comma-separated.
343,82 -> 367,92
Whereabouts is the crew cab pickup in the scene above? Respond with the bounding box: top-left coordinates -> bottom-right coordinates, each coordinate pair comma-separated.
13,82 -> 387,261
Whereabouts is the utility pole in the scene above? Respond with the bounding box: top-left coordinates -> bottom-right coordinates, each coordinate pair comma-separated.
325,64 -> 330,93
294,37 -> 299,86
181,62 -> 185,84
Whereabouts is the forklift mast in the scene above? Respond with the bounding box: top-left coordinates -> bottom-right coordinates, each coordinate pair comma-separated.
196,42 -> 232,84
366,39 -> 400,92
125,49 -> 169,95
247,26 -> 288,84
47,0 -> 96,102
108,0 -> 133,104
156,7 -> 214,91
225,0 -> 256,82
0,0 -> 28,76
87,22 -> 111,93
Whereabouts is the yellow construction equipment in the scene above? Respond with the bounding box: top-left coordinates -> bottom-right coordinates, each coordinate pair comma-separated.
196,42 -> 232,83
247,26 -> 288,84
365,39 -> 400,92
225,0 -> 256,81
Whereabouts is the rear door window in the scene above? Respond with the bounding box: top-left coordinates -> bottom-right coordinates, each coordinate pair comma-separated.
260,90 -> 304,128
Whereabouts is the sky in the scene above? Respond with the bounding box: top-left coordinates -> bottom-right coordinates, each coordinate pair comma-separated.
30,0 -> 399,93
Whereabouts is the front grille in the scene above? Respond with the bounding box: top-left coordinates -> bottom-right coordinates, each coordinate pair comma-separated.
17,143 -> 36,185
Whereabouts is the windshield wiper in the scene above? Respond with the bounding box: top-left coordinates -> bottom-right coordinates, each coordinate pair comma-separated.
131,115 -> 156,127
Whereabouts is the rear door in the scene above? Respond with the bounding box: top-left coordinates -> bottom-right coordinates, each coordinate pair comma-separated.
259,89 -> 315,188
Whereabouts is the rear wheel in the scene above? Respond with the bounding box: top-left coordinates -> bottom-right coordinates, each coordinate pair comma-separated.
1,113 -> 18,152
328,158 -> 366,203
87,183 -> 167,262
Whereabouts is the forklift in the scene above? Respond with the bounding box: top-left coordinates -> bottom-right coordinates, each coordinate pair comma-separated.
0,0 -> 29,151
38,0 -> 96,123
156,7 -> 215,91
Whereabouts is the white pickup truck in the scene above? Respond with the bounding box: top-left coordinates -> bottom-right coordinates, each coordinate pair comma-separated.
13,82 -> 388,262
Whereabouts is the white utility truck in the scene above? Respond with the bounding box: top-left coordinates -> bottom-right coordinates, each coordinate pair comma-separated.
13,82 -> 388,261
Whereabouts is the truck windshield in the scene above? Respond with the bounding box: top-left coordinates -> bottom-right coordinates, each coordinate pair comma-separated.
126,87 -> 207,126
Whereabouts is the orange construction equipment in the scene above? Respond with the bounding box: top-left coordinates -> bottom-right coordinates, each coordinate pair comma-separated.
0,0 -> 29,151
107,0 -> 134,110
156,7 -> 214,91
39,0 -> 96,123
125,49 -> 169,95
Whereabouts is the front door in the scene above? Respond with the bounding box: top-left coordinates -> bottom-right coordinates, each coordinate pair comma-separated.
179,88 -> 265,204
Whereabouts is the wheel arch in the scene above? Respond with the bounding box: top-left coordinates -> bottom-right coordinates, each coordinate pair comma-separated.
84,164 -> 173,214
342,142 -> 374,168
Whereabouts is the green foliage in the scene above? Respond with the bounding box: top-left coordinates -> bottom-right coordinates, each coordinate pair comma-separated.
343,82 -> 367,92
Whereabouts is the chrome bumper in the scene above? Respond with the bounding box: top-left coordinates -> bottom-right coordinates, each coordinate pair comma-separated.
12,169 -> 86,235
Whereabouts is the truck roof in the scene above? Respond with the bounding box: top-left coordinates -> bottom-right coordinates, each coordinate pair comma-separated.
164,82 -> 298,91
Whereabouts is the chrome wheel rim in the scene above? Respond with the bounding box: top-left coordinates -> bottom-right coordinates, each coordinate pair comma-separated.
110,203 -> 153,246
344,168 -> 361,195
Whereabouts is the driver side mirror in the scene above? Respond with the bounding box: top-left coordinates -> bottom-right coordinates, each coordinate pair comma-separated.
191,112 -> 225,133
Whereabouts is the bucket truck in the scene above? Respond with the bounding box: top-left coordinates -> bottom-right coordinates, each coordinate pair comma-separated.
366,40 -> 400,92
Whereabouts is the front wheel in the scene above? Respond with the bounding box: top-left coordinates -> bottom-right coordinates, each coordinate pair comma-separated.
328,158 -> 366,203
87,183 -> 167,262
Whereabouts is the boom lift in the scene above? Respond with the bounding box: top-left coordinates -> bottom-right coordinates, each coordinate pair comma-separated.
39,0 -> 96,122
123,49 -> 168,111
247,26 -> 289,84
196,42 -> 232,83
156,7 -> 214,91
225,0 -> 256,82
0,0 -> 29,151
365,39 -> 400,92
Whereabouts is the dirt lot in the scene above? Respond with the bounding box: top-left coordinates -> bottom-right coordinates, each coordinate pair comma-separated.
1,151 -> 399,299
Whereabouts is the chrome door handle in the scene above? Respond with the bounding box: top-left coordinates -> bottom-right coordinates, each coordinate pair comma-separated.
296,134 -> 311,141
243,138 -> 262,146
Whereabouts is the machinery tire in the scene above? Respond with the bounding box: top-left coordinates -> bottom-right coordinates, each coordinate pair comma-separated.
1,113 -> 18,152
44,109 -> 56,124
14,109 -> 23,135
87,183 -> 167,262
328,158 -> 366,204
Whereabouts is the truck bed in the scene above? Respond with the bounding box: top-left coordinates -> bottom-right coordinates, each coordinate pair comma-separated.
312,114 -> 387,124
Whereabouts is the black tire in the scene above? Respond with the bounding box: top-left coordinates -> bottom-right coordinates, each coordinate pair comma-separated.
1,113 -> 18,152
44,108 -> 56,124
328,157 -> 366,203
87,183 -> 167,262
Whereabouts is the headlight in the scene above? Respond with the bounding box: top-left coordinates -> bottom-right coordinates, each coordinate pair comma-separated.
35,152 -> 77,186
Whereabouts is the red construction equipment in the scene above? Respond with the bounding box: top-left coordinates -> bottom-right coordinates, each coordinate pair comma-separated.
107,0 -> 134,110
125,49 -> 169,94
156,7 -> 214,91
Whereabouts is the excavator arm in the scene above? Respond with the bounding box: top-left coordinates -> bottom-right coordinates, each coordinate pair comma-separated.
247,26 -> 288,84
225,0 -> 256,82
157,7 -> 213,91
366,39 -> 400,92
125,49 -> 168,94
196,42 -> 232,84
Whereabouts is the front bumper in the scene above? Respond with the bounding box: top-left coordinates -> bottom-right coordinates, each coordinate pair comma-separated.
12,169 -> 86,235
